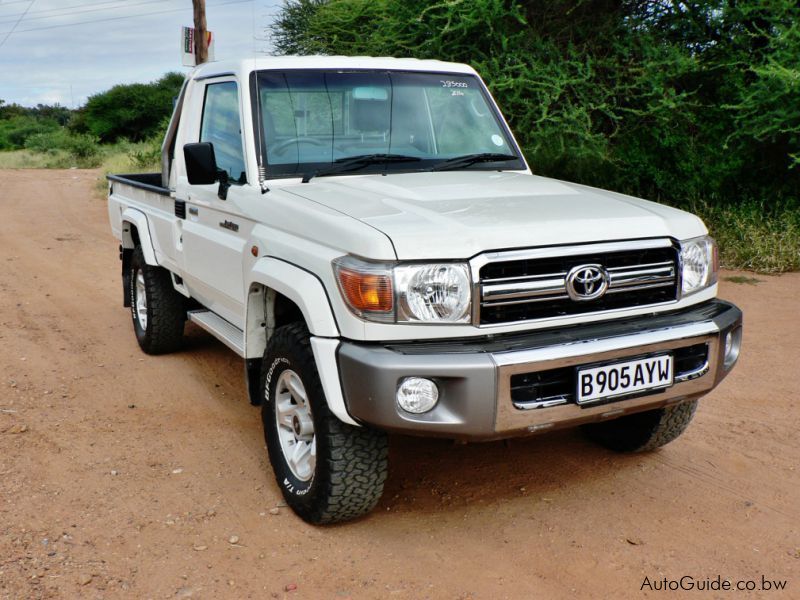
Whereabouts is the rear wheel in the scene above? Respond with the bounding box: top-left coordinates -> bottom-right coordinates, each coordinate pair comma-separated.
582,400 -> 698,452
129,246 -> 185,354
261,322 -> 389,524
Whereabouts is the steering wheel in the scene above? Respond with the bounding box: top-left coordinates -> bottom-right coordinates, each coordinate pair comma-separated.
270,137 -> 330,155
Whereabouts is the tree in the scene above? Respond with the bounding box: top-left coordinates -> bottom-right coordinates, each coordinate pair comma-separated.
268,0 -> 800,205
81,72 -> 185,142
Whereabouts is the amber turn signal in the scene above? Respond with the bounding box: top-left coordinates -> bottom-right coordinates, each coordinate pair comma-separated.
336,268 -> 393,313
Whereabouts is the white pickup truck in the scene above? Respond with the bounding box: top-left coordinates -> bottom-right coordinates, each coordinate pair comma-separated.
107,56 -> 742,524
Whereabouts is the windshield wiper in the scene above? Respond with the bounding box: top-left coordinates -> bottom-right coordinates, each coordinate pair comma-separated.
302,154 -> 422,183
430,153 -> 519,172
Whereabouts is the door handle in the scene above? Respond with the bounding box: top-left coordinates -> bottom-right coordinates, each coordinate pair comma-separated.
188,207 -> 199,216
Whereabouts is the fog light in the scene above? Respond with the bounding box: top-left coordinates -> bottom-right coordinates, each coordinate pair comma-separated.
396,377 -> 439,414
723,326 -> 742,369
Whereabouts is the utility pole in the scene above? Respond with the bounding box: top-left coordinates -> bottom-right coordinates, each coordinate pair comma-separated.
193,0 -> 208,64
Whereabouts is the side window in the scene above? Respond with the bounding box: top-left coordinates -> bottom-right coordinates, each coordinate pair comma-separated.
200,81 -> 247,184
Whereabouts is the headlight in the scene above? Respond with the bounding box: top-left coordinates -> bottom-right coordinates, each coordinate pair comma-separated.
680,235 -> 718,295
333,257 -> 472,324
395,263 -> 471,323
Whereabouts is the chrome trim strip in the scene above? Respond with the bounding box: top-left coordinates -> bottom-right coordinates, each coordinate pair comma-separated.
482,294 -> 570,307
674,360 -> 710,383
513,396 -> 569,410
608,276 -> 674,289
482,271 -> 568,284
608,265 -> 674,279
491,320 -> 718,368
482,277 -> 566,301
607,260 -> 674,272
604,282 -> 674,294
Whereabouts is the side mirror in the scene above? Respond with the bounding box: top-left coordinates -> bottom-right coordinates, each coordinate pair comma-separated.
184,142 -> 218,185
183,142 -> 231,200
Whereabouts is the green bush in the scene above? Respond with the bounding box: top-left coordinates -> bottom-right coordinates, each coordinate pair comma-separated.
128,141 -> 161,170
23,129 -> 101,166
0,115 -> 60,150
23,129 -> 71,153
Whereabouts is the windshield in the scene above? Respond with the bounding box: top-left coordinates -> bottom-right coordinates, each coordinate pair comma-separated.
254,70 -> 525,178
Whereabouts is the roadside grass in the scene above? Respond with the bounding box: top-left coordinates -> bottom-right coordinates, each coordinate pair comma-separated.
91,141 -> 161,196
687,198 -> 800,273
0,149 -> 77,169
0,142 -> 161,197
2,148 -> 797,273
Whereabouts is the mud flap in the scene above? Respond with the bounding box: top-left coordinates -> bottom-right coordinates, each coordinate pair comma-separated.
245,358 -> 262,406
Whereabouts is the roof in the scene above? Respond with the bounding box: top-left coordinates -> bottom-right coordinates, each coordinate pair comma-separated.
190,55 -> 478,81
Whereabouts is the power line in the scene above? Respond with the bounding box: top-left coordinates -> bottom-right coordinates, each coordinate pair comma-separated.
0,0 -> 252,37
0,0 -> 33,49
0,0 -> 182,25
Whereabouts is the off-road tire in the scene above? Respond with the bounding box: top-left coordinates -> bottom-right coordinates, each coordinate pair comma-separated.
129,246 -> 185,355
261,322 -> 389,525
582,400 -> 698,452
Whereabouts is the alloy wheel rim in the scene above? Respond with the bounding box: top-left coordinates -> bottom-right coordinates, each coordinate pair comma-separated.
274,369 -> 316,482
135,269 -> 148,330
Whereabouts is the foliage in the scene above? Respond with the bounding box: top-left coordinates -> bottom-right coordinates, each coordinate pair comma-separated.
688,198 -> 800,273
79,72 -> 185,142
268,0 -> 800,271
0,101 -> 74,150
24,129 -> 101,160
128,140 -> 162,169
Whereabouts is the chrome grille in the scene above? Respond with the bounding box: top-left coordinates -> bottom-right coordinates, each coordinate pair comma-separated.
476,240 -> 679,325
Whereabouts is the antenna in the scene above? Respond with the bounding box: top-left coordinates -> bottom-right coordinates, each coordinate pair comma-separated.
252,0 -> 268,193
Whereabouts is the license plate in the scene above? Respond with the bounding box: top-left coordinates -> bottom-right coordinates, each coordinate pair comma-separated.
576,354 -> 673,405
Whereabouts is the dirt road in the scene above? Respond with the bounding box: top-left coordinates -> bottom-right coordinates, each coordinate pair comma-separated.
1,169 -> 798,599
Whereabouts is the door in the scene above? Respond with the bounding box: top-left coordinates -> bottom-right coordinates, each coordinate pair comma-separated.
179,78 -> 251,328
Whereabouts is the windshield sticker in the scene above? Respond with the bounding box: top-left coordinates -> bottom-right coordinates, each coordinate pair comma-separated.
441,80 -> 468,88
491,134 -> 504,147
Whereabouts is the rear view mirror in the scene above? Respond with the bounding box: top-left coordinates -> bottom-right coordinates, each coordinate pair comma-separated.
184,142 -> 219,185
352,86 -> 389,101
184,142 -> 230,199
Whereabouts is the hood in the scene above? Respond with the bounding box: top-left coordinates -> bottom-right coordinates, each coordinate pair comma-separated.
283,171 -> 706,259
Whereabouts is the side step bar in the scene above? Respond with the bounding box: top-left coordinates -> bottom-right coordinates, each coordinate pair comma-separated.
187,310 -> 245,357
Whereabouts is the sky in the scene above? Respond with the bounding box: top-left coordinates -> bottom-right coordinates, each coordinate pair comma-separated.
0,0 -> 282,107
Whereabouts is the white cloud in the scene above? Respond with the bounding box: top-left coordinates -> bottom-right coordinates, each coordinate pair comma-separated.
0,0 -> 281,107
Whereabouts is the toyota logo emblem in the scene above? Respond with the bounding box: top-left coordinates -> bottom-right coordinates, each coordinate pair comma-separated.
566,264 -> 609,301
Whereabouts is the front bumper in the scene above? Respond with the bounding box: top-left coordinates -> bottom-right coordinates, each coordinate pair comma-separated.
337,300 -> 742,440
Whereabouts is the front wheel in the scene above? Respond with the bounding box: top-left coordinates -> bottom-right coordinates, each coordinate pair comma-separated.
582,400 -> 698,452
261,323 -> 388,524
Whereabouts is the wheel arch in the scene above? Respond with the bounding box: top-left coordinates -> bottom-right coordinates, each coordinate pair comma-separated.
120,208 -> 157,265
244,257 -> 339,360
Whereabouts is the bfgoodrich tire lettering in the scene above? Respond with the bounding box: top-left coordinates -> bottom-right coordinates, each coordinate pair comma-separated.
129,246 -> 185,355
261,322 -> 389,524
582,399 -> 698,452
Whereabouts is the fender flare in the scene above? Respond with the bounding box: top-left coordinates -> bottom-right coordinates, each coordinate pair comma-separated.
246,257 -> 339,348
246,259 -> 358,426
121,208 -> 158,265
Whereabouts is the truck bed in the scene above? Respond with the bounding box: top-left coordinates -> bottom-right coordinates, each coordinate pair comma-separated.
107,173 -> 170,196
